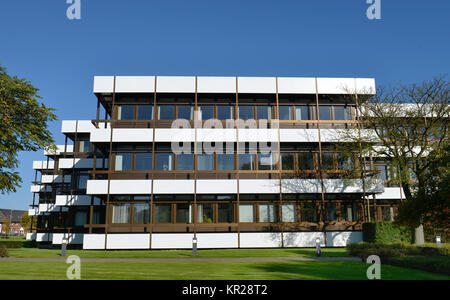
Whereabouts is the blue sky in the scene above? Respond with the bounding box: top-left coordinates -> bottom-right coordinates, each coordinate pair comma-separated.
0,0 -> 449,210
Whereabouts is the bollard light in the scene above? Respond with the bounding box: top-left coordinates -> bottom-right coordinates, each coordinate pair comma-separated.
436,236 -> 442,248
61,238 -> 68,257
192,237 -> 198,256
315,237 -> 321,257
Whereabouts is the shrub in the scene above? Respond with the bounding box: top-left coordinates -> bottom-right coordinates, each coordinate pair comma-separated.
363,222 -> 412,244
347,242 -> 449,260
385,256 -> 450,276
0,240 -> 23,248
0,245 -> 8,257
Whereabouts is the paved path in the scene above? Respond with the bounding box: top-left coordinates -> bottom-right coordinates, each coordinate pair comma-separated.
0,256 -> 361,262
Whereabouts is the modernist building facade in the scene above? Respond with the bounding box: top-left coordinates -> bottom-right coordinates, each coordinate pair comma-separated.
27,76 -> 405,249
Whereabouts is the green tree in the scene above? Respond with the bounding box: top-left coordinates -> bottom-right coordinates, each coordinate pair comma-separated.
3,216 -> 11,235
20,211 -> 37,233
0,64 -> 57,193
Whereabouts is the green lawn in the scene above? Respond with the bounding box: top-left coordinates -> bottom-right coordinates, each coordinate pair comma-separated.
0,260 -> 448,280
7,247 -> 348,258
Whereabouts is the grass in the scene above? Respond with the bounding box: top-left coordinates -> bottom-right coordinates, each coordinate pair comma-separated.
0,260 -> 448,280
7,247 -> 348,258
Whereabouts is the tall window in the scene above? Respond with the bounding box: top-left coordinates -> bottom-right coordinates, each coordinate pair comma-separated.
74,211 -> 87,226
321,153 -> 335,170
334,106 -> 350,120
279,106 -> 293,120
197,203 -> 214,223
341,202 -> 355,222
258,152 -> 275,170
117,105 -> 134,120
217,154 -> 234,170
239,204 -> 254,222
112,204 -> 130,224
295,106 -> 309,120
197,154 -> 214,170
178,105 -> 194,120
137,105 -> 153,120
281,153 -> 295,170
259,203 -> 275,222
76,173 -> 89,189
298,152 -> 314,170
176,204 -> 192,223
158,105 -> 174,120
239,154 -> 255,170
155,204 -> 171,223
134,204 -> 150,224
300,203 -> 317,222
238,106 -> 253,120
78,141 -> 91,153
176,154 -> 194,170
156,153 -> 174,171
217,106 -> 234,120
218,203 -> 234,223
257,106 -> 272,120
199,105 -> 214,120
319,106 -> 331,120
282,203 -> 296,222
135,153 -> 153,171
115,153 -> 133,171
325,203 -> 337,221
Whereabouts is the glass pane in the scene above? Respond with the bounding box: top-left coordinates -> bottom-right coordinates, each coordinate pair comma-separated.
176,204 -> 192,223
135,153 -> 152,171
295,106 -> 309,120
382,206 -> 394,222
258,152 -> 275,170
334,106 -> 349,120
321,153 -> 335,170
376,165 -> 387,181
197,204 -> 214,223
79,141 -> 91,153
259,204 -> 275,222
239,154 -> 255,170
155,204 -> 171,223
282,203 -> 296,222
118,105 -> 134,120
279,106 -> 292,120
199,105 -> 214,120
301,203 -> 317,222
239,204 -> 254,222
281,153 -> 294,170
115,153 -> 133,171
341,203 -> 355,222
77,175 -> 89,189
197,154 -> 214,170
298,152 -> 314,170
156,153 -> 174,171
74,211 -> 87,226
319,106 -> 331,120
218,203 -> 234,223
217,106 -> 234,120
325,203 -> 337,221
137,105 -> 153,120
134,204 -> 150,224
178,105 -> 194,120
238,106 -> 253,120
176,154 -> 194,170
158,105 -> 174,120
257,106 -> 272,120
112,204 -> 130,224
217,154 -> 234,170
337,153 -> 353,170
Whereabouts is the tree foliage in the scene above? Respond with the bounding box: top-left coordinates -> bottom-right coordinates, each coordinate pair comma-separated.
19,211 -> 36,233
0,64 -> 57,193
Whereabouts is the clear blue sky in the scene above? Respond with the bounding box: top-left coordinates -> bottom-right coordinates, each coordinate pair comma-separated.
0,0 -> 449,210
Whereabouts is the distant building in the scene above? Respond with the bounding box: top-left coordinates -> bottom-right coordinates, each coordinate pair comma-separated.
0,209 -> 26,235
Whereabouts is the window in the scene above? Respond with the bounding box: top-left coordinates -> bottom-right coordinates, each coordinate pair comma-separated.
376,165 -> 387,181
176,154 -> 194,171
79,141 -> 91,153
197,154 -> 214,170
334,106 -> 350,120
337,153 -> 353,170
76,174 -> 89,189
155,204 -> 171,223
217,154 -> 234,170
217,106 -> 234,120
197,204 -> 214,223
300,203 -> 317,222
238,106 -> 253,120
117,105 -> 134,120
158,105 -> 174,120
112,204 -> 130,224
319,106 -> 331,120
341,202 -> 355,222
199,105 -> 214,120
281,153 -> 295,170
279,106 -> 292,120
321,153 -> 335,170
239,154 -> 255,170
134,204 -> 150,224
259,203 -> 275,222
137,105 -> 153,120
135,153 -> 153,171
239,204 -> 254,222
282,203 -> 296,222
115,153 -> 133,171
92,209 -> 101,225
382,206 -> 394,222
257,106 -> 272,120
178,105 -> 194,120
176,204 -> 192,223
258,152 -> 275,170
295,106 -> 309,120
218,203 -> 234,223
325,203 -> 337,221
156,153 -> 174,171
298,152 -> 314,170
74,211 -> 87,226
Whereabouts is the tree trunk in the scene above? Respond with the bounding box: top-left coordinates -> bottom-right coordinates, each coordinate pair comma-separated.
414,224 -> 425,245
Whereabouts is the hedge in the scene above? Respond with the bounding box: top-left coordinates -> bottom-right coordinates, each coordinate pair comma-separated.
0,240 -> 23,248
385,256 -> 450,276
347,242 -> 449,260
0,245 -> 8,257
362,222 -> 412,244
